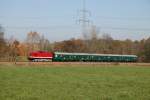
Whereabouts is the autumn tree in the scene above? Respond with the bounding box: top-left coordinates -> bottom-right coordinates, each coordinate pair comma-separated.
53,39 -> 86,53
6,39 -> 20,62
142,37 -> 150,62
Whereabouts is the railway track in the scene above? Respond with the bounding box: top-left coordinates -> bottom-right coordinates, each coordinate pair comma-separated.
0,61 -> 150,67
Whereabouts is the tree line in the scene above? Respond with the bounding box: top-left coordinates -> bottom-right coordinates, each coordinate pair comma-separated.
0,25 -> 150,62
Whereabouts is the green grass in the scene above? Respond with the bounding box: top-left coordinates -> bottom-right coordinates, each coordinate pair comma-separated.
0,64 -> 150,100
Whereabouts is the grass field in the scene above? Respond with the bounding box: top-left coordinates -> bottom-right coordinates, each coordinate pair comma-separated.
0,64 -> 150,100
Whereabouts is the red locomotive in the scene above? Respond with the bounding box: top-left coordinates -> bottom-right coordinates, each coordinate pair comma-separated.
28,51 -> 54,62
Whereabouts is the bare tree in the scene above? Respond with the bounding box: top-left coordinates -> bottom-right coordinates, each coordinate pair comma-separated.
90,25 -> 99,40
0,25 -> 4,40
26,31 -> 40,52
0,25 -> 8,60
88,26 -> 100,53
39,35 -> 51,51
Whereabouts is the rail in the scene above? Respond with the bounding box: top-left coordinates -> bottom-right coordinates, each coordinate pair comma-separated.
0,61 -> 150,67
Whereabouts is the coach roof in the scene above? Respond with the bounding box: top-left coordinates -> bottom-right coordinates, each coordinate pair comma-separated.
54,52 -> 137,57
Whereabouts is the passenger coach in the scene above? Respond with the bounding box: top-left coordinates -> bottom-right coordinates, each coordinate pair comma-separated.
52,52 -> 138,62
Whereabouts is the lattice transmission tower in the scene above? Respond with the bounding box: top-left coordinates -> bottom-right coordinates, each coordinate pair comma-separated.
78,0 -> 92,39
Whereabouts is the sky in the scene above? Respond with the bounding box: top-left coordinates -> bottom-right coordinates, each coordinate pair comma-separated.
0,0 -> 150,42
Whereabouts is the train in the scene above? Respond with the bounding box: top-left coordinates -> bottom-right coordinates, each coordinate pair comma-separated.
28,51 -> 138,62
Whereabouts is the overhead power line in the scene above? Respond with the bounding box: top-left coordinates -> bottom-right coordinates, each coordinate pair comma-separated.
0,15 -> 150,21
3,25 -> 150,31
0,15 -> 72,19
101,26 -> 150,31
96,16 -> 150,21
3,26 -> 79,29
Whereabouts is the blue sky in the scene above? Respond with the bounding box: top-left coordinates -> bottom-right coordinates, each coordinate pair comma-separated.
0,0 -> 150,42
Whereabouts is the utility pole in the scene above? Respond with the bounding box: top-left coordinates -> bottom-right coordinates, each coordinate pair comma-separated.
78,0 -> 91,39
